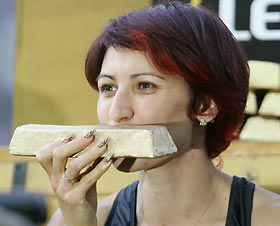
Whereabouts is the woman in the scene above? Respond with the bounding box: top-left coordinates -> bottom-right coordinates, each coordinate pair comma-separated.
37,2 -> 280,226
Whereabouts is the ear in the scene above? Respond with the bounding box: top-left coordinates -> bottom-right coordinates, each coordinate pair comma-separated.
196,99 -> 218,125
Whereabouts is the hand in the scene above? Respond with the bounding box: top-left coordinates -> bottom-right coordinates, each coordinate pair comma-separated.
36,130 -> 113,226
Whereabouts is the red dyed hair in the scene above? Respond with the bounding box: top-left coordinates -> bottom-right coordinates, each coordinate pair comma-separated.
85,2 -> 249,158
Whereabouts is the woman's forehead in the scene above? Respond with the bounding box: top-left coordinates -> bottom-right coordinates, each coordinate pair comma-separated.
101,47 -> 185,82
101,47 -> 159,74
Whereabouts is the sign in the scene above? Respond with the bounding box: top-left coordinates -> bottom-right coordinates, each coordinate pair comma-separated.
152,0 -> 280,63
216,0 -> 280,63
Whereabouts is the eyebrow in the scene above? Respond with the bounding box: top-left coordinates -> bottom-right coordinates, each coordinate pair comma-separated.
96,72 -> 166,82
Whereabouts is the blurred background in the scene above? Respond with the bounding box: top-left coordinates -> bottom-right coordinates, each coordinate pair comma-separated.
0,0 -> 279,225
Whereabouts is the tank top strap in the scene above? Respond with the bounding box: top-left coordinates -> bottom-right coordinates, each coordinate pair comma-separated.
104,181 -> 139,226
225,176 -> 255,226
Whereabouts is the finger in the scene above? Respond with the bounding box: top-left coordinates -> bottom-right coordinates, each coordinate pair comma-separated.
79,157 -> 103,177
65,138 -> 109,180
36,138 -> 68,176
76,157 -> 113,194
52,130 -> 95,176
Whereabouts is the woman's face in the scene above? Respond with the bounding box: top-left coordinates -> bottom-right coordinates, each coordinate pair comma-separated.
97,47 -> 193,171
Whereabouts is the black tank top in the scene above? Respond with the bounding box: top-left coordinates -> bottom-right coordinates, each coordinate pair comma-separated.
104,176 -> 255,226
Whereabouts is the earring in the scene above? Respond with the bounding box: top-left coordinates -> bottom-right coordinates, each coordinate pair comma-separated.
199,119 -> 207,126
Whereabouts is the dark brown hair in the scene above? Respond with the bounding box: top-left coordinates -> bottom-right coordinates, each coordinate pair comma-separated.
85,2 -> 249,158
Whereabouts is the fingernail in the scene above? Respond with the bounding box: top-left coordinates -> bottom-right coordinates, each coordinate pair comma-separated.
83,130 -> 95,139
97,137 -> 109,148
104,153 -> 114,162
61,135 -> 75,144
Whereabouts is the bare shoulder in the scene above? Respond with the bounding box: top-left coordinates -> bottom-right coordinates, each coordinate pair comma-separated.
252,185 -> 280,226
96,192 -> 118,226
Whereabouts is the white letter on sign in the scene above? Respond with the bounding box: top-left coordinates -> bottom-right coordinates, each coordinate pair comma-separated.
219,0 -> 252,41
251,0 -> 280,40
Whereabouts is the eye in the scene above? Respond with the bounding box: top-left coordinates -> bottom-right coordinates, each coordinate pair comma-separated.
137,82 -> 157,90
98,84 -> 117,96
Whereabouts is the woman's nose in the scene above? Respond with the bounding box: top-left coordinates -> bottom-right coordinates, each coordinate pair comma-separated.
108,88 -> 134,123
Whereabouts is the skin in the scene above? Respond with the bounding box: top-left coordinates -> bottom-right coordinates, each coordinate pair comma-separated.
37,47 -> 280,226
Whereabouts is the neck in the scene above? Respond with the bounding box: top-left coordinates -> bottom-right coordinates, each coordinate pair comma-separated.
137,148 -> 222,225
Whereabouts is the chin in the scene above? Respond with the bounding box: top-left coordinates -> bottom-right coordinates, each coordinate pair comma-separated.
112,158 -> 142,172
112,154 -> 176,172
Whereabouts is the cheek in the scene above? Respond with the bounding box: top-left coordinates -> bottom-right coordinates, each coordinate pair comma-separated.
135,95 -> 189,123
133,98 -> 166,122
97,97 -> 108,123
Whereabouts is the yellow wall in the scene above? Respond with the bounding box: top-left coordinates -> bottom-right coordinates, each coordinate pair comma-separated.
14,0 -> 149,128
9,1 -> 149,224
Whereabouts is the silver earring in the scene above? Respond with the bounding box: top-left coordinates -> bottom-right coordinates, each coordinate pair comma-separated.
199,119 -> 207,126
